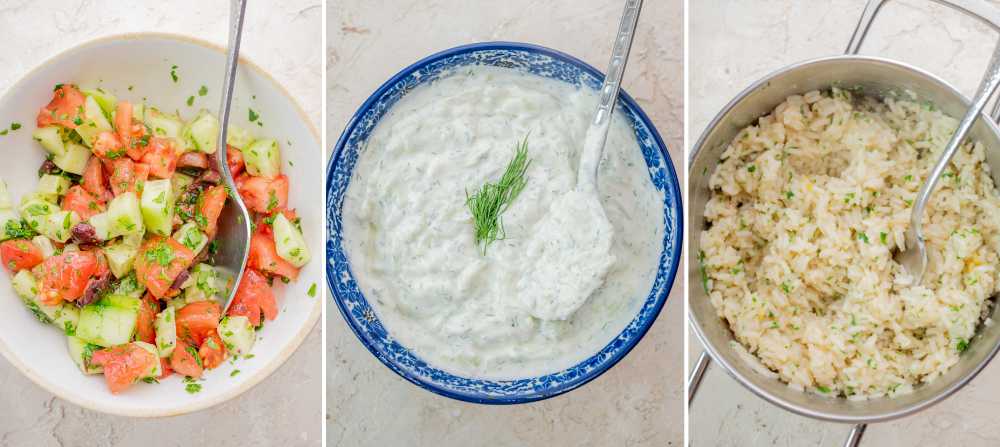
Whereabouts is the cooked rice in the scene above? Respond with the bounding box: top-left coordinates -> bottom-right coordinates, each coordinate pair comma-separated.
700,88 -> 1000,398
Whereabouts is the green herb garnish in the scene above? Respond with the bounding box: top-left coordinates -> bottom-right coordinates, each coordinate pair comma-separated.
465,136 -> 531,253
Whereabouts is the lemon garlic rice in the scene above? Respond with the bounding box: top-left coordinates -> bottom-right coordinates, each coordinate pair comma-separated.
700,88 -> 1000,398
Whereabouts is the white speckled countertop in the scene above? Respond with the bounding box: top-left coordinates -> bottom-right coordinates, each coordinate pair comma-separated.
326,0 -> 683,446
0,1 -> 321,446
690,0 -> 1000,445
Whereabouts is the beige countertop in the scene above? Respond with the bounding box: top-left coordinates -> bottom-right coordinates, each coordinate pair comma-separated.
689,0 -> 1000,445
0,1 -> 322,446
326,0 -> 684,446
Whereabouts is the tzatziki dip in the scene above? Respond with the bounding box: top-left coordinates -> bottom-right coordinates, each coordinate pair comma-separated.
342,66 -> 663,378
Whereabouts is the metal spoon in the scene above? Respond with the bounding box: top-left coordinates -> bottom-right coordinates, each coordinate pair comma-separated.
576,0 -> 642,191
897,44 -> 1000,283
213,0 -> 252,312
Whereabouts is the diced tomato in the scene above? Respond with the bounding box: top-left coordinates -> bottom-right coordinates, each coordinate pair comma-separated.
197,185 -> 228,237
237,174 -> 288,214
158,357 -> 173,380
90,343 -> 159,394
61,185 -> 105,220
114,101 -> 132,142
93,131 -> 126,160
36,84 -> 85,129
82,156 -> 108,199
249,231 -> 299,280
37,251 -> 99,305
140,137 -> 179,179
133,236 -> 196,299
136,293 -> 160,345
228,269 -> 273,327
176,301 -> 222,346
108,158 -> 149,196
169,339 -> 203,379
198,331 -> 227,370
177,151 -> 209,170
226,146 -> 245,177
0,239 -> 43,272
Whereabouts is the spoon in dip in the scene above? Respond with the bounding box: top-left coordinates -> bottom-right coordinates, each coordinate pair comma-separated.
212,0 -> 254,313
577,0 -> 643,192
514,0 -> 642,320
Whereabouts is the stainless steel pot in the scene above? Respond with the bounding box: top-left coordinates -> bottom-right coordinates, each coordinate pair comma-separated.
687,1 -> 1000,445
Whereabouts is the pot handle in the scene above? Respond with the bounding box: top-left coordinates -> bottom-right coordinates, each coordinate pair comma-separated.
843,424 -> 867,447
846,0 -> 1000,119
687,350 -> 712,405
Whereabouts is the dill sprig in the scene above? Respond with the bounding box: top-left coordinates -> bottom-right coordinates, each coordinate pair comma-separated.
466,135 -> 532,254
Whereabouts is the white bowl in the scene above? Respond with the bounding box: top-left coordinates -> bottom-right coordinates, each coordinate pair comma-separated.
0,33 -> 321,417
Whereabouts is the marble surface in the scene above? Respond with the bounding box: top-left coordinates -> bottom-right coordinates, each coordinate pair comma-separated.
689,0 -> 1000,445
326,1 -> 683,446
0,1 -> 322,446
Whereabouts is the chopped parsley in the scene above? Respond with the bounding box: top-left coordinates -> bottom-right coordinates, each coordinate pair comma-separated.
198,85 -> 208,96
144,243 -> 175,267
307,283 -> 317,297
957,338 -> 969,352
858,232 -> 869,244
248,108 -> 259,122
186,96 -> 194,106
170,65 -> 179,83
816,385 -> 830,393
230,369 -> 241,377
880,232 -> 887,245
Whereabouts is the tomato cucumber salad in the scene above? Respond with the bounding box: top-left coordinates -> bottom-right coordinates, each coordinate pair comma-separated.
0,84 -> 310,394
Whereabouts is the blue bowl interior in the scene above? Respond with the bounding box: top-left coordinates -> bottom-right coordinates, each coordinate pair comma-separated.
326,42 -> 683,404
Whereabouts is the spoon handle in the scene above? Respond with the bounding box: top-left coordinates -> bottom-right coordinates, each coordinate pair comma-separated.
911,44 -> 1000,249
578,0 -> 642,187
216,0 -> 248,176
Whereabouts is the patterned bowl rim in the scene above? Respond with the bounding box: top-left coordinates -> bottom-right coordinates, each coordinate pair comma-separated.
326,41 -> 683,404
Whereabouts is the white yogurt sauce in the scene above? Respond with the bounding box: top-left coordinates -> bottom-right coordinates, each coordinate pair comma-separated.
343,66 -> 663,378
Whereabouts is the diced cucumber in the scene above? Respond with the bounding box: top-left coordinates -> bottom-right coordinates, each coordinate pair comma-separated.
107,192 -> 144,237
104,242 -> 139,278
0,211 -> 20,241
243,139 -> 281,179
32,236 -> 55,258
88,212 -> 110,241
182,110 -> 220,154
131,103 -> 145,123
19,198 -> 55,232
12,269 -> 38,302
67,336 -> 103,374
32,126 -> 66,157
226,124 -> 254,150
12,270 -> 79,334
53,143 -> 92,175
154,306 -> 177,357
145,108 -> 185,140
112,273 -> 146,299
173,222 -> 207,253
99,294 -> 141,311
73,121 -> 101,148
133,341 -> 162,378
272,213 -> 309,267
85,95 -> 113,131
81,88 -> 117,118
171,173 -> 194,199
183,263 -> 222,303
140,179 -> 174,236
0,179 -> 12,210
76,296 -> 140,347
41,210 -> 79,243
218,316 -> 255,355
36,174 -> 71,202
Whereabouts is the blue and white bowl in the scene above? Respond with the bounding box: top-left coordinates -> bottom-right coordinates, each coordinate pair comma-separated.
326,42 -> 682,404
